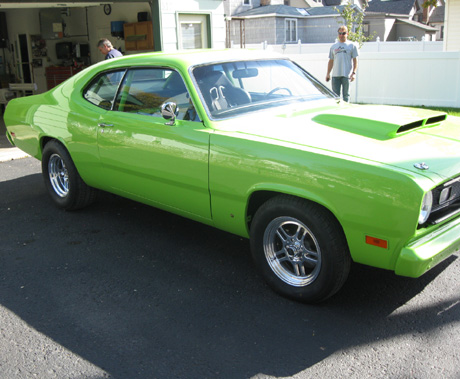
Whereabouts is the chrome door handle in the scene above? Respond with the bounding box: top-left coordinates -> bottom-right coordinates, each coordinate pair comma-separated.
98,123 -> 114,128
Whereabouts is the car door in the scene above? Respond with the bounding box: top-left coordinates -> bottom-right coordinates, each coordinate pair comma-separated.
95,67 -> 211,221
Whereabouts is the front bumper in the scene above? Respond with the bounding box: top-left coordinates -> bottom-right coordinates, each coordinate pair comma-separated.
395,216 -> 460,277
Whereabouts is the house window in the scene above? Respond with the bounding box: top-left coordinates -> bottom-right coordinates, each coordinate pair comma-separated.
181,22 -> 203,49
178,14 -> 209,49
243,0 -> 251,5
363,23 -> 370,37
285,19 -> 297,42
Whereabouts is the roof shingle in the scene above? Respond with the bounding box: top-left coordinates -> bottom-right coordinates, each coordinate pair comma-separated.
366,0 -> 416,15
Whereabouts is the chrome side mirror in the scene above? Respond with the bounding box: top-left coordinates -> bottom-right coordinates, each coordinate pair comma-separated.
161,102 -> 179,126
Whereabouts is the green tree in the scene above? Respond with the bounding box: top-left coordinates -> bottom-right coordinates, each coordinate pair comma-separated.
334,0 -> 376,48
422,0 -> 438,8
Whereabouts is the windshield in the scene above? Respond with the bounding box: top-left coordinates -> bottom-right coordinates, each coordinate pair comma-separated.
192,59 -> 335,120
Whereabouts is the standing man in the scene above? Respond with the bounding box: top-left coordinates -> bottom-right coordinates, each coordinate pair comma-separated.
97,38 -> 123,60
326,26 -> 359,102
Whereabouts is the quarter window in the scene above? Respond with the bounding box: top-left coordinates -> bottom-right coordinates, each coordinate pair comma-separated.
83,70 -> 126,110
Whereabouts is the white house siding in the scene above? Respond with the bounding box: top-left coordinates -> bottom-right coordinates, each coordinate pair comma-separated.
290,0 -> 311,6
160,0 -> 225,52
304,17 -> 341,43
384,18 -> 398,41
230,17 -> 277,45
275,17 -> 311,44
445,0 -> 460,51
225,0 -> 261,16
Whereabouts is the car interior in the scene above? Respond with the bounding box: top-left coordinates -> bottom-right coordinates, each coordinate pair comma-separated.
195,70 -> 252,113
84,68 -> 200,122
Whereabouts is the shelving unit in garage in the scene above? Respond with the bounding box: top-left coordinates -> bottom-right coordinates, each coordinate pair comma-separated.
124,21 -> 154,51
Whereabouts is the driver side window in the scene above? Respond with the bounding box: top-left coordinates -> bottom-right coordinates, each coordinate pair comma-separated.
114,68 -> 200,122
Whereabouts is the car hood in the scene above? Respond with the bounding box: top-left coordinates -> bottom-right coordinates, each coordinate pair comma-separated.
217,103 -> 460,182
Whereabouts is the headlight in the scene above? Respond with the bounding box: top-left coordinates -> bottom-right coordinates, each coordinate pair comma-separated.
418,191 -> 433,225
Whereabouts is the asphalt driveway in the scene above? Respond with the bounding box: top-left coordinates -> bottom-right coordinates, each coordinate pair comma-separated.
1,117 -> 460,378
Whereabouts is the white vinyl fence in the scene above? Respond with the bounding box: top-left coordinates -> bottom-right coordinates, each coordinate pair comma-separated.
245,40 -> 444,54
237,41 -> 460,108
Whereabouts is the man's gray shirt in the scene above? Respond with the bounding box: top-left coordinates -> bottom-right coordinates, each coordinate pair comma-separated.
329,41 -> 359,77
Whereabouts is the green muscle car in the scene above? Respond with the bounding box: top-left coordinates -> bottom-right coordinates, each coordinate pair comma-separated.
5,49 -> 460,303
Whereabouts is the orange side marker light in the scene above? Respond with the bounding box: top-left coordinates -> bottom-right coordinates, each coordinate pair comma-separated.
365,235 -> 388,249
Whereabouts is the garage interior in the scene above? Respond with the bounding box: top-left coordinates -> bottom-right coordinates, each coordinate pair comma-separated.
0,1 -> 156,100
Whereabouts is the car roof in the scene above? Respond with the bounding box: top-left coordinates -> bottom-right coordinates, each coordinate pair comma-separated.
94,49 -> 286,71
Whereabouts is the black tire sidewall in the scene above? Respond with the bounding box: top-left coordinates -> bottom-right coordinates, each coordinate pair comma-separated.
42,141 -> 79,210
250,196 -> 350,303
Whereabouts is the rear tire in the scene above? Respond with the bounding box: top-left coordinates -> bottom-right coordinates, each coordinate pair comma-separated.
250,195 -> 351,303
42,140 -> 97,210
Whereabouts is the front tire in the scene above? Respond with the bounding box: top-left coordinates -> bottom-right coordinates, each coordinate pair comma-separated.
250,195 -> 351,303
42,140 -> 97,210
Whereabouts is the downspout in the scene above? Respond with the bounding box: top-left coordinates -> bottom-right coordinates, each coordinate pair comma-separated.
151,0 -> 163,51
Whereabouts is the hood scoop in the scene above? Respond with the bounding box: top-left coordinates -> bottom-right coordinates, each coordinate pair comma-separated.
312,106 -> 447,141
397,114 -> 447,133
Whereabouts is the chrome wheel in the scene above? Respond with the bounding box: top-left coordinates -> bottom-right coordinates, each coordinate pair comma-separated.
251,196 -> 351,302
42,140 -> 97,210
48,153 -> 69,198
263,216 -> 321,287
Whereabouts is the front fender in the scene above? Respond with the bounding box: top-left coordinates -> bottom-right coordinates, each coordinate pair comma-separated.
209,132 -> 428,270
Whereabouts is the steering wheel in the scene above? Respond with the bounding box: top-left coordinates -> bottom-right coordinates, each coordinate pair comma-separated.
265,87 -> 293,98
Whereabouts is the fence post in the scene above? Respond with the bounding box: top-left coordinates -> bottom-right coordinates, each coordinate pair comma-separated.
353,68 -> 358,104
298,39 -> 302,54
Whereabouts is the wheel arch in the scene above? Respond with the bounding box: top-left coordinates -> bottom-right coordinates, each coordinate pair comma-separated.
246,187 -> 345,237
40,136 -> 68,159
41,137 -> 98,210
247,188 -> 352,303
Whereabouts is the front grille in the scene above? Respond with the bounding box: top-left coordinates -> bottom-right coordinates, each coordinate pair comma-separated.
428,176 -> 460,225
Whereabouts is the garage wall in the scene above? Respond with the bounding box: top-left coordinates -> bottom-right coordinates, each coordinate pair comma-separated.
86,2 -> 152,63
